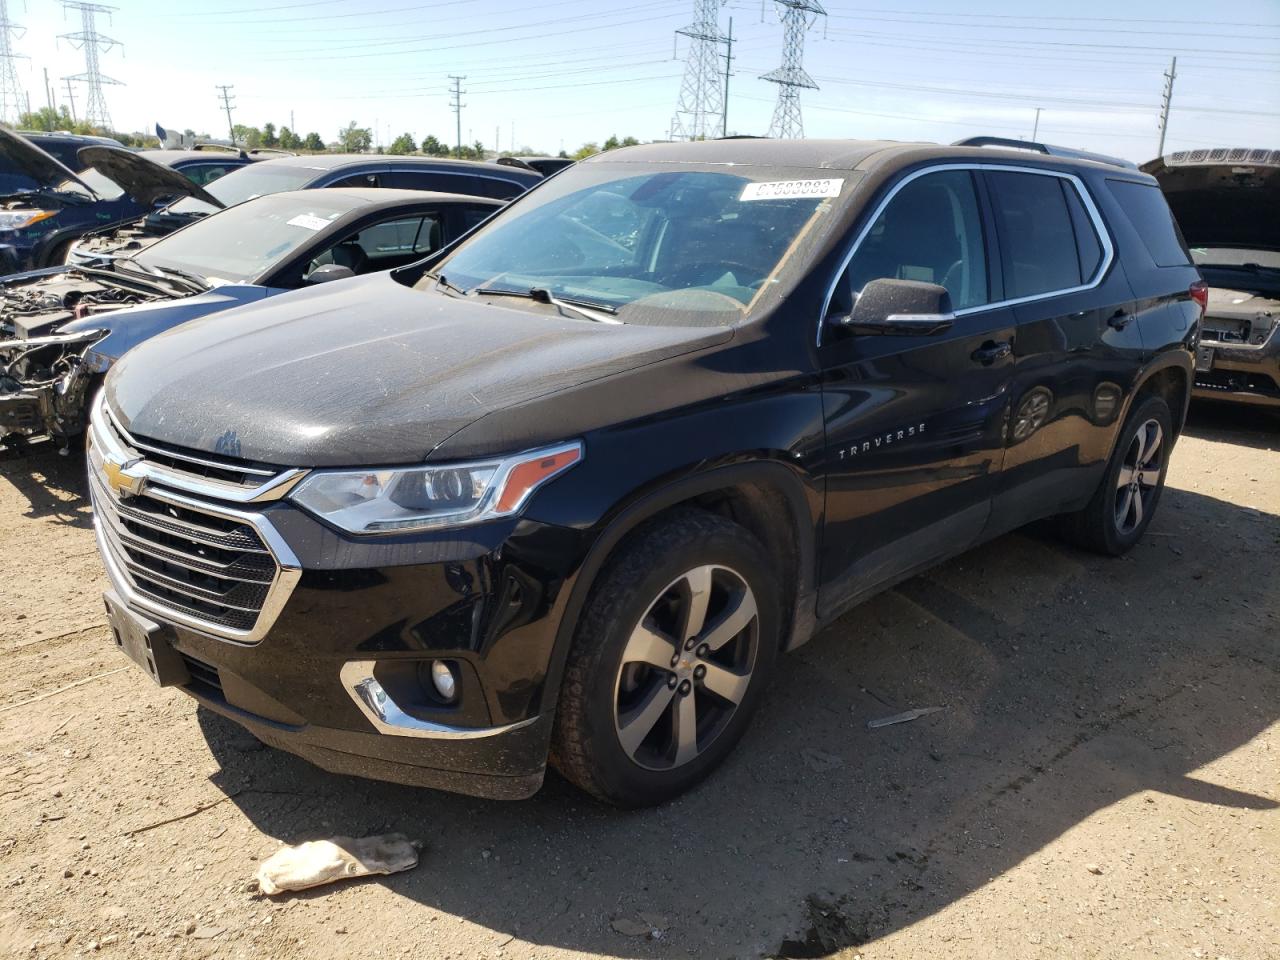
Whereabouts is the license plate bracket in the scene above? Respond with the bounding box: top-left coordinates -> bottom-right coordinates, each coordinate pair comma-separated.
104,591 -> 189,687
1195,344 -> 1215,373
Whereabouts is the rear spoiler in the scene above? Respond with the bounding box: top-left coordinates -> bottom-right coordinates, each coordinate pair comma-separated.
954,136 -> 1137,170
192,143 -> 248,159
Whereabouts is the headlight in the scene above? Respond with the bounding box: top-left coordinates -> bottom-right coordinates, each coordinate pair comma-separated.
0,210 -> 56,231
290,441 -> 582,534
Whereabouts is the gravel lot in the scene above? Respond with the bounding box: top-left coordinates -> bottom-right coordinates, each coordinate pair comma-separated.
1,404 -> 1276,960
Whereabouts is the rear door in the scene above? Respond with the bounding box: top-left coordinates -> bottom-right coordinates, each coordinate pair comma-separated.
817,166 -> 1016,617
981,166 -> 1145,535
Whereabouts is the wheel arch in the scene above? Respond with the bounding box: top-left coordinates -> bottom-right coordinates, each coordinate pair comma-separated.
1133,356 -> 1192,440
540,459 -> 820,717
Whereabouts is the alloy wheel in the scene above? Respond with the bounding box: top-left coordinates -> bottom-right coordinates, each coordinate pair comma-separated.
612,564 -> 759,771
1114,418 -> 1164,535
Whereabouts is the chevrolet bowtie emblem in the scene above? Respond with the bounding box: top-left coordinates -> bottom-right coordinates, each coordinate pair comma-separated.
101,455 -> 145,499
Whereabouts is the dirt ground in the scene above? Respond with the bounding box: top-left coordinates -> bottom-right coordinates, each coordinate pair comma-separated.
0,403 -> 1276,960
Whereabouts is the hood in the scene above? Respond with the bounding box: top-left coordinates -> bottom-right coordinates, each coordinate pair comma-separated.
1142,150 -> 1279,250
76,146 -> 224,209
0,127 -> 97,197
106,273 -> 733,467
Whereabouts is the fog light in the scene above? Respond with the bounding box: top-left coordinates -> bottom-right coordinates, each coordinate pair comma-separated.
430,660 -> 458,702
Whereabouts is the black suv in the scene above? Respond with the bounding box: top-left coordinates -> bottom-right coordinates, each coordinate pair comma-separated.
88,137 -> 1202,806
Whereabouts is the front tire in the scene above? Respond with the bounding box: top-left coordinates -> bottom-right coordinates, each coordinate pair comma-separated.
1059,393 -> 1173,555
550,509 -> 780,806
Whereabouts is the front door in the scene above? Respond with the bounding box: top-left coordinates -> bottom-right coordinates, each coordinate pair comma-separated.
817,166 -> 1015,619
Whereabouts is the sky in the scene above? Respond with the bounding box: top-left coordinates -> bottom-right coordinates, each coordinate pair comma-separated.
6,0 -> 1279,162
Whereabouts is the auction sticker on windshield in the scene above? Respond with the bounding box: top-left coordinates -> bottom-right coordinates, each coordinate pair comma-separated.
286,213 -> 335,231
740,178 -> 844,201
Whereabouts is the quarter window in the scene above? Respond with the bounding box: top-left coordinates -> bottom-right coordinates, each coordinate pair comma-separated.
842,169 -> 989,312
986,171 -> 1086,299
1106,180 -> 1191,268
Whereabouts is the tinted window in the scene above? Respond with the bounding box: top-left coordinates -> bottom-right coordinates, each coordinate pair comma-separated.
383,170 -> 526,199
1107,179 -> 1190,268
33,140 -> 85,170
458,204 -> 498,233
328,172 -> 381,189
988,171 -> 1082,298
181,163 -> 238,186
844,169 -> 989,311
1063,182 -> 1103,281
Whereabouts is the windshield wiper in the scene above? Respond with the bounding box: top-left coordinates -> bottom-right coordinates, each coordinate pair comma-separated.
425,272 -> 466,297
472,286 -> 621,324
119,260 -> 210,294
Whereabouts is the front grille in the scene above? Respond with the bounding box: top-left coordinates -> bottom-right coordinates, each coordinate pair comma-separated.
90,468 -> 281,635
101,407 -> 279,490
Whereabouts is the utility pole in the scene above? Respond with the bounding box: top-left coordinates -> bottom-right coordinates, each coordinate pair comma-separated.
721,16 -> 735,137
1031,107 -> 1042,141
43,66 -> 54,112
59,2 -> 122,130
0,0 -> 27,125
1156,56 -> 1177,157
63,78 -> 77,123
216,84 -> 236,143
448,75 -> 465,157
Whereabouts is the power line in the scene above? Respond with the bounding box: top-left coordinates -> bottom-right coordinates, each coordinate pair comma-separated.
671,0 -> 728,140
762,0 -> 825,139
59,2 -> 122,130
0,0 -> 26,125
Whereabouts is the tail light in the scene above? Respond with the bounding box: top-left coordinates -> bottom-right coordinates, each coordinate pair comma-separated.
1189,280 -> 1209,317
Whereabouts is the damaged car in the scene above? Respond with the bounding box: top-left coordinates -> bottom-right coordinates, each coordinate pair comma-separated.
0,127 -> 215,273
69,151 -> 545,264
1,188 -> 502,448
1143,147 -> 1280,411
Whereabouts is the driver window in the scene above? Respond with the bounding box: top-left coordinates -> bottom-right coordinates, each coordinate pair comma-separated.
843,169 -> 989,311
305,215 -> 442,280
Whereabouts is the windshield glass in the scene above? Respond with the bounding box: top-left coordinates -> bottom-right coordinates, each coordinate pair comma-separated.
165,163 -> 321,216
136,192 -> 366,284
425,162 -> 848,326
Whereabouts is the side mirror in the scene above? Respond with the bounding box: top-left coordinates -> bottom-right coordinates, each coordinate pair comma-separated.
305,263 -> 356,285
830,278 -> 955,336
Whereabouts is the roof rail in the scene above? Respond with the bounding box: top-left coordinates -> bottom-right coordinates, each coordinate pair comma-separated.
193,142 -> 248,159
953,136 -> 1137,170
247,148 -> 297,158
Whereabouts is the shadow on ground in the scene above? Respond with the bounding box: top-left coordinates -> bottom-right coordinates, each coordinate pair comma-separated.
1183,400 -> 1279,452
0,442 -> 91,528
196,484 -> 1279,958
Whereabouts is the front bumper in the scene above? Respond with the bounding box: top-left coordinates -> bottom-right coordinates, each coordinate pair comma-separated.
1193,317 -> 1280,409
86,412 -> 587,800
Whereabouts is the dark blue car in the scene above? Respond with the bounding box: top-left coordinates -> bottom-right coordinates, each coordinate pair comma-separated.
0,128 -> 215,273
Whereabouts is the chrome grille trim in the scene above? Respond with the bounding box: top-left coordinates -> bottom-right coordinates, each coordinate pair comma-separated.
88,406 -> 303,645
93,393 -> 308,504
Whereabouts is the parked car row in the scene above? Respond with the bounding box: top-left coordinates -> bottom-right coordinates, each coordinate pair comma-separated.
0,126 -> 1269,807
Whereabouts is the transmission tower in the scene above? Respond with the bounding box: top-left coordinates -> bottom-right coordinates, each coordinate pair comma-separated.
670,0 -> 727,141
0,0 -> 26,125
59,2 -> 122,130
761,0 -> 825,139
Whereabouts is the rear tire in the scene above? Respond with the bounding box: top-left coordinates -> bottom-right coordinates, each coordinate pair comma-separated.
550,508 -> 780,807
1059,393 -> 1173,556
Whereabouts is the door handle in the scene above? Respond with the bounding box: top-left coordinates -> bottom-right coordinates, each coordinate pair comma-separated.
1108,310 -> 1134,330
971,340 -> 1012,365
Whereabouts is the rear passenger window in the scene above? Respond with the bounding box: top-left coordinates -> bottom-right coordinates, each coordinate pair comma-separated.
1063,184 -> 1103,281
329,172 -> 380,188
843,169 -> 989,311
1107,180 -> 1190,267
987,171 -> 1084,298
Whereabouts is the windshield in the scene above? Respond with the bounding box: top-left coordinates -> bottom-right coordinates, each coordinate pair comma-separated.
166,163 -> 321,216
136,192 -> 366,284
425,163 -> 847,326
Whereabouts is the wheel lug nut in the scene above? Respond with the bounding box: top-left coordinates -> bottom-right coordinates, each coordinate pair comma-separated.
696,644 -> 709,658
678,679 -> 692,696
670,654 -> 680,668
684,638 -> 697,651
667,676 -> 678,690
694,664 -> 706,680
